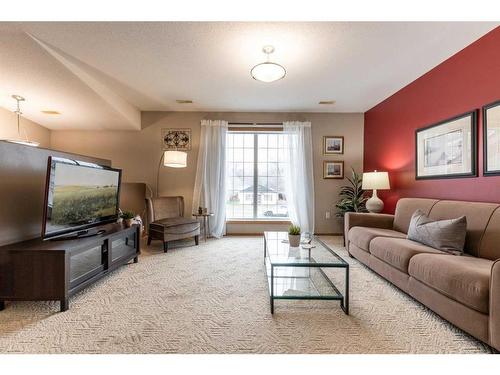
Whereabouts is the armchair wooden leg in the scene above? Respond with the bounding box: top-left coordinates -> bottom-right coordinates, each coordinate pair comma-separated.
147,236 -> 152,246
163,241 -> 168,253
195,235 -> 199,246
0,300 -> 5,311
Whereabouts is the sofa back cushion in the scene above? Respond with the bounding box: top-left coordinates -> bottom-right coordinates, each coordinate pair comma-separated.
393,198 -> 439,233
478,207 -> 500,260
428,200 -> 499,257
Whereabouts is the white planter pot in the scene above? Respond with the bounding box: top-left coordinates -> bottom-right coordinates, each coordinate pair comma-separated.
288,234 -> 301,247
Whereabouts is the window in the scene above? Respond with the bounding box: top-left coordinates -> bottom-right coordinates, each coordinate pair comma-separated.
226,132 -> 288,220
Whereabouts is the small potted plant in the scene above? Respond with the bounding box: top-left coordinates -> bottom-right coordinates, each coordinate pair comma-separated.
120,211 -> 135,227
288,224 -> 301,247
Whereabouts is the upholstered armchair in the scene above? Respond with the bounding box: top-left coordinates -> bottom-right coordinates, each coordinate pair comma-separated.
145,196 -> 200,252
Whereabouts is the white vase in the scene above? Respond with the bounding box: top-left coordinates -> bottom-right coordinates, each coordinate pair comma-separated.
288,234 -> 301,247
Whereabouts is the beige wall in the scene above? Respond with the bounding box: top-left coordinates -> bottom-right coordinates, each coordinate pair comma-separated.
0,106 -> 51,148
50,111 -> 364,234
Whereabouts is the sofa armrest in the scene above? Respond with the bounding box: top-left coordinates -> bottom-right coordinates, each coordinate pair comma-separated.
344,212 -> 395,236
344,212 -> 395,253
490,259 -> 500,350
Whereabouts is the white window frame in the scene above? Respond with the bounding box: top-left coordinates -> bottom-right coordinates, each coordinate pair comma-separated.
226,130 -> 289,221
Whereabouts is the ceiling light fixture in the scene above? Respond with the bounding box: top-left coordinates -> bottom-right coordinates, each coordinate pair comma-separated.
251,46 -> 286,83
0,95 -> 39,147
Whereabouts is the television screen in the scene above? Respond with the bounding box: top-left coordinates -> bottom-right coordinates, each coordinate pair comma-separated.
42,157 -> 122,239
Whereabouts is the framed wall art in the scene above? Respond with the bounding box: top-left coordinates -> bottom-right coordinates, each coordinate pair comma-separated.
323,136 -> 344,155
415,111 -> 477,180
323,160 -> 344,179
483,100 -> 500,176
162,128 -> 192,151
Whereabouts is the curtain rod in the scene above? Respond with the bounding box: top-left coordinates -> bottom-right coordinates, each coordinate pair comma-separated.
228,122 -> 283,127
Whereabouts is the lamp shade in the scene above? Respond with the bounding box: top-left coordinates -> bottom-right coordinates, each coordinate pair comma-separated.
163,150 -> 187,168
362,171 -> 390,190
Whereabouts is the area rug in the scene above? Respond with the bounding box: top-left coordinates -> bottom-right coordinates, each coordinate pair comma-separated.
0,236 -> 492,353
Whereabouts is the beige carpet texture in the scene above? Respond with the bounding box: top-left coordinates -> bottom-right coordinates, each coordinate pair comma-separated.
0,236 -> 493,354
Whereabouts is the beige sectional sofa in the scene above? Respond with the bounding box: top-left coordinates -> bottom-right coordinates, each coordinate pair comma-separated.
345,198 -> 500,351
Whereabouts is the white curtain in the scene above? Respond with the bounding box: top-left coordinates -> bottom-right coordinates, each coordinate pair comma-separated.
283,121 -> 315,234
193,120 -> 228,238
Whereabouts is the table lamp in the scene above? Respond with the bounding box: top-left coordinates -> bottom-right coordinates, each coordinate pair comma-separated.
362,170 -> 390,213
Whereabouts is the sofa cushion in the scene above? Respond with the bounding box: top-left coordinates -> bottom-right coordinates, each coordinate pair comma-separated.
369,237 -> 445,273
408,254 -> 492,313
150,217 -> 200,234
428,200 -> 499,257
407,209 -> 467,254
476,207 -> 500,260
393,198 -> 439,234
348,226 -> 406,252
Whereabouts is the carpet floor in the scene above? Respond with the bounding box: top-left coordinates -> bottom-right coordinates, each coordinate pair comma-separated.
0,236 -> 492,353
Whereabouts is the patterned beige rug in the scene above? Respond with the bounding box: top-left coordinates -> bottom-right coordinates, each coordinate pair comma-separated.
0,236 -> 492,353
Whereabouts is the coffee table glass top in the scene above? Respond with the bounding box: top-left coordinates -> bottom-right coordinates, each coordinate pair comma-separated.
264,231 -> 347,267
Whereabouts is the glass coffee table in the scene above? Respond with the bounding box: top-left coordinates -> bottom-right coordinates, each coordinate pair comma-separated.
264,231 -> 349,314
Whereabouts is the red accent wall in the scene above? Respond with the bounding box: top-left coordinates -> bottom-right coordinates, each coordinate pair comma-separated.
364,26 -> 500,214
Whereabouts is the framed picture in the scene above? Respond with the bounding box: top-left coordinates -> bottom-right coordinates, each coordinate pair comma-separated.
323,161 -> 344,179
323,136 -> 344,155
162,128 -> 192,151
415,111 -> 477,180
483,100 -> 500,176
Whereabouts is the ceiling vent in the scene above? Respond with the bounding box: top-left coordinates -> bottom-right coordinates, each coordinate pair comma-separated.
176,99 -> 193,104
41,110 -> 61,115
318,100 -> 336,105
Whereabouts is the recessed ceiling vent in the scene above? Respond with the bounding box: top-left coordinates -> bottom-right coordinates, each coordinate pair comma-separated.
176,99 -> 193,104
319,100 -> 336,105
41,110 -> 61,115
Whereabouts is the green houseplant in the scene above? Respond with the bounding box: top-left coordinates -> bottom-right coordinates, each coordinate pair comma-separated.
335,168 -> 368,218
335,168 -> 367,245
120,211 -> 135,227
288,224 -> 301,247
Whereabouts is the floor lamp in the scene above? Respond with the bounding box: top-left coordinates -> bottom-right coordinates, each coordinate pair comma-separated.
155,150 -> 187,196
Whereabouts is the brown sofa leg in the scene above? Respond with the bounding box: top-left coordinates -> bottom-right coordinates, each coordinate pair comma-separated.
163,241 -> 168,253
195,235 -> 199,246
147,236 -> 152,246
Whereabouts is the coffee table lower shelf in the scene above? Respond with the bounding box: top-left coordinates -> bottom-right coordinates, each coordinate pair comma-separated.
265,258 -> 349,314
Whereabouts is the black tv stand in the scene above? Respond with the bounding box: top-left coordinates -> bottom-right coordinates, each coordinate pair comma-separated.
50,227 -> 107,241
0,222 -> 140,312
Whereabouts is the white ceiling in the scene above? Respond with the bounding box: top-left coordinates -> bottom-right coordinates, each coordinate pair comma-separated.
0,22 -> 497,130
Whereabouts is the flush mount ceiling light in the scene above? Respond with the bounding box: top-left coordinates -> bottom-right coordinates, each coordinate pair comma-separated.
251,45 -> 286,83
0,95 -> 39,147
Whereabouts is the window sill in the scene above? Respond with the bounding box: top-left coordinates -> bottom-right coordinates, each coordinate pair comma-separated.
226,220 -> 291,225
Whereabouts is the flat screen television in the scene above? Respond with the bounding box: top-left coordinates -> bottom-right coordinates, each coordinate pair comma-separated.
42,156 -> 122,239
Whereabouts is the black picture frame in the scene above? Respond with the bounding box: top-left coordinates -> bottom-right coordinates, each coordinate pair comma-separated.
415,110 -> 478,180
483,100 -> 500,176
